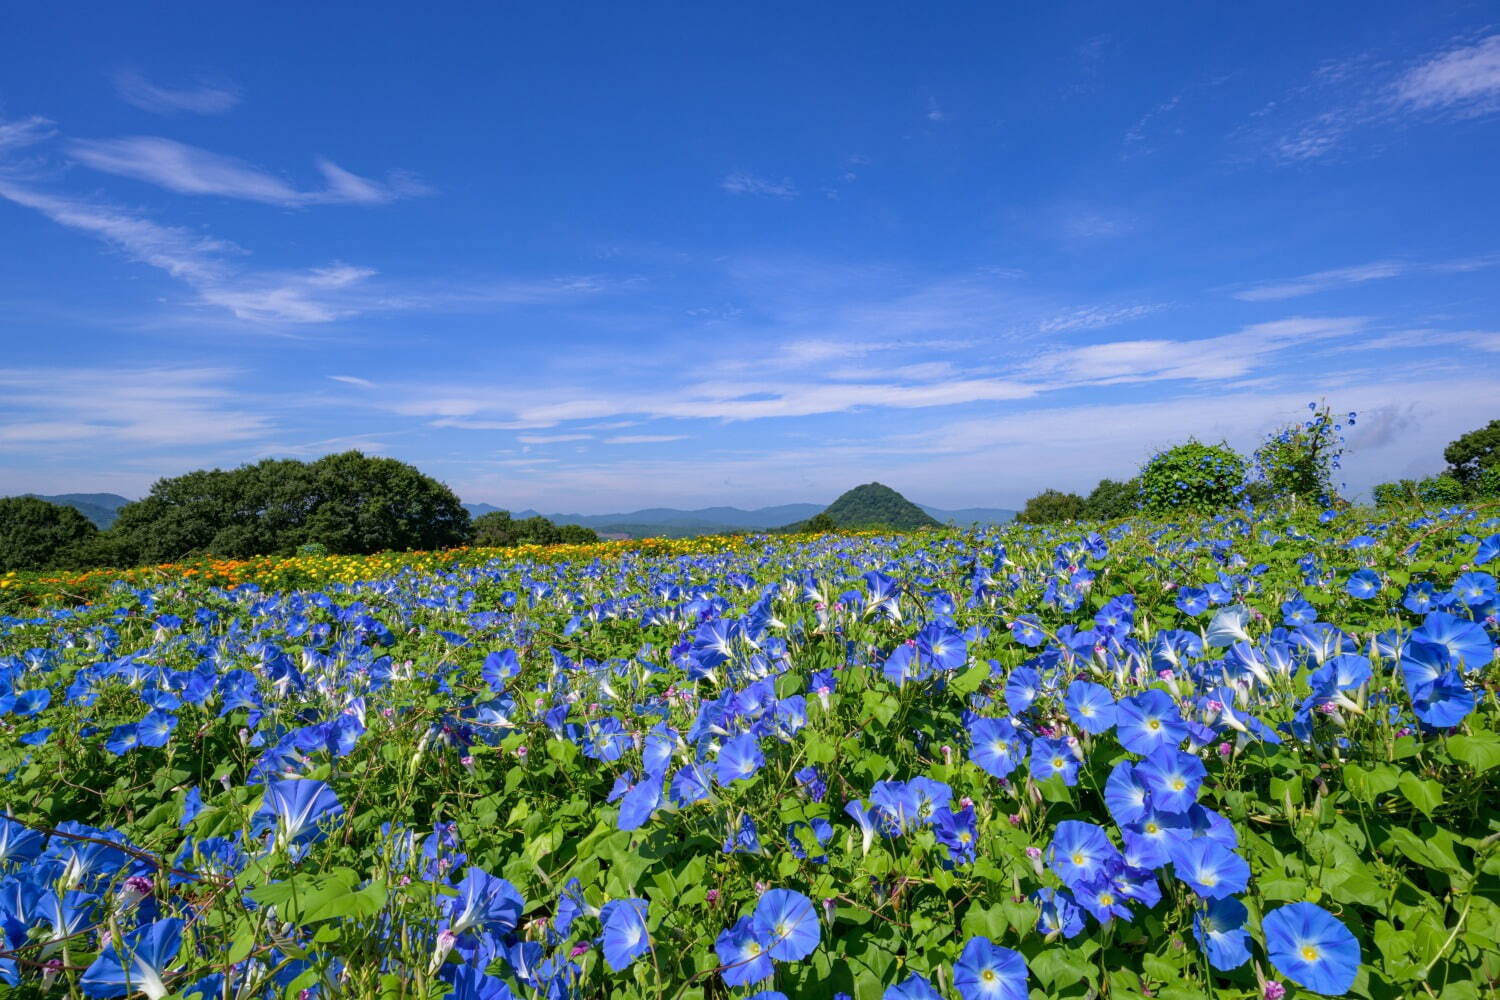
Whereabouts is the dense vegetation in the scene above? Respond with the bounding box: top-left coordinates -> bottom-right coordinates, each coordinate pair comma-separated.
471,510 -> 600,547
1,455 -> 595,573
779,482 -> 942,532
1,501 -> 1497,999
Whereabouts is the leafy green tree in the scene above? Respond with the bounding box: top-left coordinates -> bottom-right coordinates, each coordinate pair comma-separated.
299,452 -> 470,554
472,510 -> 520,546
109,451 -> 469,563
1372,480 -> 1419,507
1082,478 -> 1139,520
804,512 -> 837,533
1254,403 -> 1346,503
556,523 -> 600,544
1443,419 -> 1500,487
472,510 -> 597,547
1017,489 -> 1086,524
1416,474 -> 1465,506
0,496 -> 100,571
1138,441 -> 1247,514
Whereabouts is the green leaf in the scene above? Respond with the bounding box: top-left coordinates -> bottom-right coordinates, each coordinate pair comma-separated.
1343,762 -> 1399,803
1447,731 -> 1500,773
1398,773 -> 1443,817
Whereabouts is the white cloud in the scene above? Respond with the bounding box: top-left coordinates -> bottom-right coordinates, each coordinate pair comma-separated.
113,69 -> 241,116
1232,261 -> 1406,301
0,115 -> 55,154
1394,34 -> 1500,114
67,136 -> 422,206
516,434 -> 593,444
1039,303 -> 1164,333
603,435 -> 687,444
328,375 -> 378,388
0,366 -> 271,448
721,171 -> 797,198
1026,316 -> 1365,384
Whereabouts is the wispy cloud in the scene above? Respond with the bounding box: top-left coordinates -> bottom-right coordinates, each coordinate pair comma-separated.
516,433 -> 593,444
1025,316 -> 1366,385
1232,261 -> 1406,301
0,366 -> 270,447
1231,256 -> 1498,301
68,136 -> 425,206
603,434 -> 686,444
1247,35 -> 1500,164
721,171 -> 797,199
113,69 -> 241,116
328,375 -> 377,388
1394,34 -> 1500,115
1038,303 -> 1164,333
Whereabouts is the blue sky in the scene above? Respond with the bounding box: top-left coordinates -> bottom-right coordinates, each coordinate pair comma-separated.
2,3 -> 1497,511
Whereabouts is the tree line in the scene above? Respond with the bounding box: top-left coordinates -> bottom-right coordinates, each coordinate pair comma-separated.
0,451 -> 596,573
1016,408 -> 1500,524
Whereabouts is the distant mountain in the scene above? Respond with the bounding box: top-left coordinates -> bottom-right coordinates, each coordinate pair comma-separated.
920,504 -> 1016,527
464,501 -> 825,537
462,497 -> 1013,538
819,482 -> 942,530
20,493 -> 133,529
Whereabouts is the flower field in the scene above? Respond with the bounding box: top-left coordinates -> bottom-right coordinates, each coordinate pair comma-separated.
1,509 -> 1498,1000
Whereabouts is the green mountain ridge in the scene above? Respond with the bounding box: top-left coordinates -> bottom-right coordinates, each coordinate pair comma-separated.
813,482 -> 943,530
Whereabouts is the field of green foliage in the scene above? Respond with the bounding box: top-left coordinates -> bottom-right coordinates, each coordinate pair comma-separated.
1,502 -> 1498,1000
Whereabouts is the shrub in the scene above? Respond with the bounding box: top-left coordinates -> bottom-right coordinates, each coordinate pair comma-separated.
1253,402 -> 1348,504
108,451 -> 470,563
1416,474 -> 1465,506
1443,419 -> 1500,486
1372,480 -> 1419,507
0,496 -> 100,571
1138,441 -> 1247,514
1082,478 -> 1139,520
1017,489 -> 1086,524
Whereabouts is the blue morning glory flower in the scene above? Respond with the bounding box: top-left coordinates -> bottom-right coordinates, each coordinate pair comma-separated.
1193,896 -> 1250,971
1175,586 -> 1209,616
617,772 -> 664,831
1073,877 -> 1133,924
1115,690 -> 1188,755
968,717 -> 1023,780
1411,611 -> 1493,671
1408,670 -> 1475,728
714,916 -> 773,986
1003,667 -> 1041,714
136,710 -> 177,749
1169,838 -> 1250,899
1029,738 -> 1080,785
482,649 -> 521,688
443,867 -> 523,938
1262,902 -> 1361,995
253,778 -> 344,852
716,732 -> 766,785
1064,681 -> 1116,734
1136,747 -> 1206,813
932,804 -> 978,864
80,917 -> 183,999
1103,760 -> 1151,825
952,936 -> 1028,1000
752,888 -> 820,960
1346,569 -> 1381,599
600,898 -> 650,971
885,973 -> 942,1000
1048,821 -> 1121,889
1476,533 -> 1499,566
1032,886 -> 1086,938
0,817 -> 45,869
